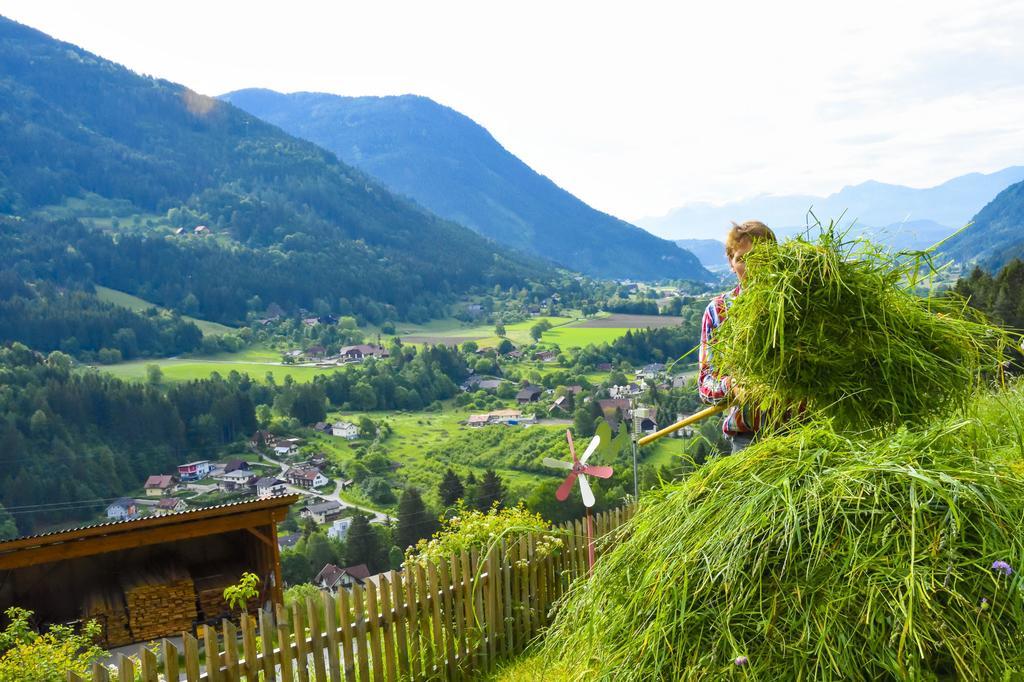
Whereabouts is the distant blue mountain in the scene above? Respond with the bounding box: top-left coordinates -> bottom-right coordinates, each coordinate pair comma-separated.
675,239 -> 728,269
940,179 -> 1024,269
220,89 -> 712,282
639,167 -> 1024,247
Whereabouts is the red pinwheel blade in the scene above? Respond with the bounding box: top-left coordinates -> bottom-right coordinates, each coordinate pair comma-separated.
582,464 -> 614,479
556,472 -> 579,501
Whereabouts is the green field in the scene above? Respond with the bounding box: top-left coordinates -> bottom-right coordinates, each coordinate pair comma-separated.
95,285 -> 236,336
100,358 -> 335,383
541,325 -> 634,347
310,407 -> 564,510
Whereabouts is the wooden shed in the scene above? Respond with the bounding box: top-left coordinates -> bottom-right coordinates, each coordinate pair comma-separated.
0,494 -> 298,648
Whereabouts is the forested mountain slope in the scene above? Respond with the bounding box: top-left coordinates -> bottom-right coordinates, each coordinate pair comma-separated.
0,16 -> 553,324
220,89 -> 712,282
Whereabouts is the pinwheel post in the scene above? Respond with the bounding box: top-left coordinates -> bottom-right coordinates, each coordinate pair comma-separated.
543,429 -> 614,574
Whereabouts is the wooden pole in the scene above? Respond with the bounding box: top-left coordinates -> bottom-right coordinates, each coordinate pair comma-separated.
585,507 -> 595,575
637,403 -> 728,447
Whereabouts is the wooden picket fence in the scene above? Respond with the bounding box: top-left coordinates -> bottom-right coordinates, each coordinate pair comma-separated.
73,505 -> 635,682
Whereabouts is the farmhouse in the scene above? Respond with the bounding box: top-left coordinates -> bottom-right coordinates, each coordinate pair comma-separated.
301,500 -> 343,524
256,477 -> 288,499
533,350 -> 558,363
144,474 -> 175,496
339,344 -> 389,362
285,467 -> 328,489
314,563 -> 370,592
155,497 -> 188,515
516,385 -> 544,404
106,498 -> 137,521
332,420 -> 359,439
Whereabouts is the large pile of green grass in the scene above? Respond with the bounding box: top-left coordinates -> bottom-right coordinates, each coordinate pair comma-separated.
715,228 -> 1007,430
533,388 -> 1024,680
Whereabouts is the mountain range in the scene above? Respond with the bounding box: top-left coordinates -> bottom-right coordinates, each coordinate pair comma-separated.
220,89 -> 711,282
639,167 -> 1024,249
0,16 -> 557,324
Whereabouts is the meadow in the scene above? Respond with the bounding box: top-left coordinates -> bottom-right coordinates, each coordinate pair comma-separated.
94,285 -> 236,336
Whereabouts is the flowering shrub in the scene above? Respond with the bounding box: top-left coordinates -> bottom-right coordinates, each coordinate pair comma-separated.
405,503 -> 562,569
0,607 -> 105,681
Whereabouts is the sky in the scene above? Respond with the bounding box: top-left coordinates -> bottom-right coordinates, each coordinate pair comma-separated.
3,0 -> 1024,224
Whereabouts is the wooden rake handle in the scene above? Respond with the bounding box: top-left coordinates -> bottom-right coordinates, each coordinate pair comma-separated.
637,403 -> 728,447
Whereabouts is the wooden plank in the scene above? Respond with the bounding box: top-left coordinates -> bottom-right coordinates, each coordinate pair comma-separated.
223,619 -> 241,682
292,601 -> 310,682
241,614 -> 258,682
364,582 -> 385,682
65,671 -> 85,682
440,559 -> 459,679
183,632 -> 201,682
276,604 -> 295,682
449,556 -> 466,672
426,562 -> 447,680
306,595 -> 327,682
491,542 -> 506,663
485,548 -> 499,674
92,661 -> 110,682
414,564 -> 435,675
351,584 -> 371,682
470,548 -> 485,672
162,638 -> 180,682
118,654 -> 135,682
324,591 -> 342,682
517,537 -> 530,649
528,535 -> 540,638
141,646 -> 159,682
259,608 -> 278,682
205,624 -> 222,682
403,565 -> 422,681
501,540 -> 516,655
459,550 -> 474,676
337,589 -> 356,682
389,570 -> 410,678
378,574 -> 398,682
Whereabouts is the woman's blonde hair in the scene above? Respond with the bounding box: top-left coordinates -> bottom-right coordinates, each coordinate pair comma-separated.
725,220 -> 777,258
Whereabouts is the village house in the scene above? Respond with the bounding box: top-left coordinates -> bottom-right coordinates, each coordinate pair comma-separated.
216,469 -> 254,492
504,349 -> 523,360
550,396 -> 569,413
105,498 -> 137,521
285,467 -> 329,489
312,421 -> 332,434
176,460 -> 213,482
256,477 -> 288,499
598,398 -> 633,432
339,344 -> 389,363
516,385 -> 544,404
144,475 -> 175,497
596,362 -> 614,372
331,421 -> 359,440
610,382 -> 646,399
636,363 -> 667,381
155,497 -> 188,515
327,517 -> 353,541
533,350 -> 558,363
671,374 -> 691,389
250,430 -> 274,448
466,414 -> 490,428
193,225 -> 209,236
302,318 -> 320,327
274,444 -> 297,457
223,459 -> 250,474
315,563 -> 371,592
305,345 -> 327,358
301,500 -> 343,524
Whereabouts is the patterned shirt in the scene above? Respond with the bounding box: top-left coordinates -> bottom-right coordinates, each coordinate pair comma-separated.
698,285 -> 760,435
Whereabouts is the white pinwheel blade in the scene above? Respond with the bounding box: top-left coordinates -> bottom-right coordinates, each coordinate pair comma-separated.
578,474 -> 596,507
542,457 -> 573,470
580,435 -> 601,464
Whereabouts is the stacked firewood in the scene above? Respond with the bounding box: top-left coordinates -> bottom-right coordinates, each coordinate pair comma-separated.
194,566 -> 259,621
120,565 -> 198,641
82,585 -> 132,648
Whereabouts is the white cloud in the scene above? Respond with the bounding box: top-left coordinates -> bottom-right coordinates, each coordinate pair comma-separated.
2,0 -> 1022,220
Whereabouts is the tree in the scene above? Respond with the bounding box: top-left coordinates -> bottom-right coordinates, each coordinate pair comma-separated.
438,469 -> 465,508
573,407 -> 596,438
497,338 -> 514,355
396,488 -> 438,550
305,532 -> 337,575
474,469 -> 507,511
345,514 -> 384,571
146,363 -> 164,386
494,322 -> 506,337
281,550 -> 312,585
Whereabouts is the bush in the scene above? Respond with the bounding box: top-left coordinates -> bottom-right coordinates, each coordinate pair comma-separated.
0,607 -> 104,680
